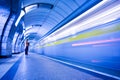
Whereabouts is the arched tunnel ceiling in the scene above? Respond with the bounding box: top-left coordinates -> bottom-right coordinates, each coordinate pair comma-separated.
21,0 -> 100,42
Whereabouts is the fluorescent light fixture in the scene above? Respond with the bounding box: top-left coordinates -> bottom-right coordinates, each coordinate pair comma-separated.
23,27 -> 39,36
42,0 -> 120,44
23,26 -> 33,35
15,4 -> 38,27
24,33 -> 30,37
25,26 -> 33,30
25,4 -> 37,13
15,10 -> 25,26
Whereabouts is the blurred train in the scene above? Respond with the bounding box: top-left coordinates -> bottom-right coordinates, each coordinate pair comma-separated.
32,0 -> 120,77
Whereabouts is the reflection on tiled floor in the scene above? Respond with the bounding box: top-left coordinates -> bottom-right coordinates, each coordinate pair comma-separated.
0,53 -> 106,80
0,53 -> 23,79
5,53 -> 103,80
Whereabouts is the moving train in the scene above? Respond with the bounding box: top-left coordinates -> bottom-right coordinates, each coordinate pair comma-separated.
33,0 -> 120,77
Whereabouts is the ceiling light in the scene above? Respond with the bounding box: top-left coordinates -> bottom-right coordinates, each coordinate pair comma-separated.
15,10 -> 25,26
25,4 -> 37,13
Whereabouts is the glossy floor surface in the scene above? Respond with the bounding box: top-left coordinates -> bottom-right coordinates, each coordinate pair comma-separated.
0,53 -> 105,80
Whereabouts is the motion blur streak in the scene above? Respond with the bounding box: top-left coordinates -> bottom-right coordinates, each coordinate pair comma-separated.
72,38 -> 120,46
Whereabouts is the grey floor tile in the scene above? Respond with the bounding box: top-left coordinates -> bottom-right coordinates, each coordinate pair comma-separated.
13,53 -> 103,80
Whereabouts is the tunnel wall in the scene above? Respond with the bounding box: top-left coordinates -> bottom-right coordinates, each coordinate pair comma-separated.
0,0 -> 11,57
41,19 -> 120,71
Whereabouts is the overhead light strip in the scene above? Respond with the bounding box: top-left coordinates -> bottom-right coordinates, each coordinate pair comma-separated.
15,10 -> 25,26
25,4 -> 37,13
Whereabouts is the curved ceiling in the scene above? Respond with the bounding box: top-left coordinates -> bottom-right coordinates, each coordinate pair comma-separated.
19,0 -> 101,42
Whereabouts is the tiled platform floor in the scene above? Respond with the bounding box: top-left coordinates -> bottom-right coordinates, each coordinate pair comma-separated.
0,53 -> 23,79
0,53 -> 109,80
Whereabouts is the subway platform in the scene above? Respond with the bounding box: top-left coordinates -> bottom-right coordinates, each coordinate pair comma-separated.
0,53 -> 118,80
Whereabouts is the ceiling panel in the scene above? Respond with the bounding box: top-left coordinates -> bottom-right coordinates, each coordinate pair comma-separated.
21,0 -> 102,43
22,0 -> 56,8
